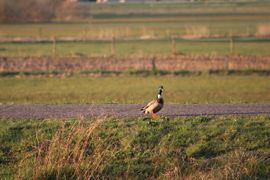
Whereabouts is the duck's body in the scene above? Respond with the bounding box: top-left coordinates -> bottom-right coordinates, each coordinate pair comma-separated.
141,86 -> 164,118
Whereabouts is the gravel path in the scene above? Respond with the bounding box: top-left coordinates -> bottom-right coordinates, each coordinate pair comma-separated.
0,104 -> 270,119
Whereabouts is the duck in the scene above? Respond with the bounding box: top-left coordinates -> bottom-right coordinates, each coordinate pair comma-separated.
141,86 -> 164,118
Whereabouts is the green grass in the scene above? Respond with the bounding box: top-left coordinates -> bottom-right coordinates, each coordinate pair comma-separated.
87,1 -> 270,15
1,39 -> 270,57
0,76 -> 270,104
0,116 -> 269,179
1,2 -> 270,58
1,1 -> 270,39
0,21 -> 268,38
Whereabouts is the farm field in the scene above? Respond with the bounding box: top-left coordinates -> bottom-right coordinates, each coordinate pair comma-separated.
0,8 -> 269,37
1,1 -> 270,39
0,76 -> 270,104
1,2 -> 270,39
0,116 -> 269,179
1,1 -> 270,179
87,1 -> 270,15
1,2 -> 270,57
0,20 -> 269,38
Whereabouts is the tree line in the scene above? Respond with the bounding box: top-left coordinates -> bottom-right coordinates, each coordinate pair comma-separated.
0,0 -> 75,23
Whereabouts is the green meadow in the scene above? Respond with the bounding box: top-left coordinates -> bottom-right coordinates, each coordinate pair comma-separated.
0,0 -> 270,39
1,39 -> 270,57
0,20 -> 268,38
0,76 -> 270,104
1,1 -> 270,57
0,116 -> 269,179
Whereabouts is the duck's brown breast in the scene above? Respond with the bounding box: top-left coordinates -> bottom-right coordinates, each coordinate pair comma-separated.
157,98 -> 164,104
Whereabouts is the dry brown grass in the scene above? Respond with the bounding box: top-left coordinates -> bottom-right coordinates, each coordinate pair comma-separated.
161,150 -> 268,180
16,118 -> 115,179
1,55 -> 270,73
184,25 -> 210,39
256,23 -> 270,37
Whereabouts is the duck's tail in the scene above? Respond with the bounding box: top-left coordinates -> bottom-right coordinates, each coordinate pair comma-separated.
140,107 -> 145,114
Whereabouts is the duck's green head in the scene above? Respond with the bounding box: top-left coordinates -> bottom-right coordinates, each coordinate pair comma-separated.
158,85 -> 164,95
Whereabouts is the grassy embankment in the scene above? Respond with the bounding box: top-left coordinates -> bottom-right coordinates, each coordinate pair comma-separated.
0,116 -> 269,179
0,76 -> 270,104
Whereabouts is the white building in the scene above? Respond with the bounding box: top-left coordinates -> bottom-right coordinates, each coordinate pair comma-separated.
97,0 -> 127,3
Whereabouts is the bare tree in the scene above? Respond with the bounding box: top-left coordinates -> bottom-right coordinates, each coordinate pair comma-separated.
0,0 -> 67,23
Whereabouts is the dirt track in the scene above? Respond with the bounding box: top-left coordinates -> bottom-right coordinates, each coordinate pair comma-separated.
1,104 -> 270,119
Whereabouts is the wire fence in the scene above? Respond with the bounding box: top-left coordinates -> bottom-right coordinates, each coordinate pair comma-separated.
1,36 -> 270,57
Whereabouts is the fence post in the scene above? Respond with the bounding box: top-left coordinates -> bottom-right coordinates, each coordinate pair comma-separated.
229,33 -> 234,55
151,57 -> 157,75
38,27 -> 43,38
111,36 -> 116,56
84,27 -> 88,41
224,55 -> 229,71
52,36 -> 56,57
171,36 -> 176,55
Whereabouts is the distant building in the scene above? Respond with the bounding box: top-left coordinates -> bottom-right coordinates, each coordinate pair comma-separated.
66,0 -> 79,2
97,0 -> 108,3
97,0 -> 126,3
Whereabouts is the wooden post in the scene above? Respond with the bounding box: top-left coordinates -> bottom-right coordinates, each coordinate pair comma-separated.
151,57 -> 157,73
52,36 -> 56,57
246,27 -> 250,36
229,32 -> 234,55
171,36 -> 176,55
84,27 -> 88,41
224,55 -> 229,71
111,36 -> 116,56
38,27 -> 43,38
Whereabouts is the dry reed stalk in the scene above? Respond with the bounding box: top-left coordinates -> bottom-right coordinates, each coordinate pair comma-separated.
256,23 -> 270,37
184,25 -> 210,38
20,118 -> 106,179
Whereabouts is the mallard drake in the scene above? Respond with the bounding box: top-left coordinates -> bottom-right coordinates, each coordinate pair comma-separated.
141,86 -> 164,118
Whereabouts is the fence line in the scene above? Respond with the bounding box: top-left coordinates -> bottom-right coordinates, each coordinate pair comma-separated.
1,36 -> 270,57
1,36 -> 269,43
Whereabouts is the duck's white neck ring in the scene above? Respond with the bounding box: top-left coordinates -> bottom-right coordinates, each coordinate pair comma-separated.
158,94 -> 162,99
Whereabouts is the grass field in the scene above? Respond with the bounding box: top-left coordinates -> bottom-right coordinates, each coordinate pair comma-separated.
0,76 -> 270,104
1,116 -> 269,179
1,39 -> 270,57
1,2 -> 270,57
87,1 -> 270,15
2,1 -> 270,39
0,20 -> 269,39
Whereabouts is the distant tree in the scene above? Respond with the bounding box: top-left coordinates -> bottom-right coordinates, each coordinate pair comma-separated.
0,0 -> 5,22
56,0 -> 77,21
0,0 -> 68,23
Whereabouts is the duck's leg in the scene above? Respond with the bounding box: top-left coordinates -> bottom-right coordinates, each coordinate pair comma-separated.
151,113 -> 158,119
